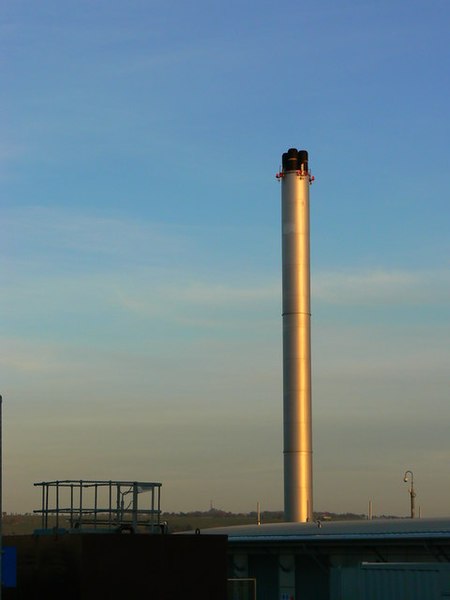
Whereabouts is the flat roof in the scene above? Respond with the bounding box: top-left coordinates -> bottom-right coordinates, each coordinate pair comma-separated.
189,517 -> 450,543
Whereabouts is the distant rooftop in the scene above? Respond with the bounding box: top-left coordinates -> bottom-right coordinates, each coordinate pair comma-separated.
189,517 -> 450,543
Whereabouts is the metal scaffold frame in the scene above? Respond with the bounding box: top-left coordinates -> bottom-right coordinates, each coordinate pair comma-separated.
34,480 -> 162,533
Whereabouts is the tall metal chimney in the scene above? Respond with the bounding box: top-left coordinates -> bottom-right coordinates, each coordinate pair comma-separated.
278,148 -> 313,522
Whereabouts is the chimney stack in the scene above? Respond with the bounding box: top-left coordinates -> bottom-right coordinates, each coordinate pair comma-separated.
278,148 -> 313,522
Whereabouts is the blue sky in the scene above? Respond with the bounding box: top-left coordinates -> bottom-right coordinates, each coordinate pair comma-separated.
1,0 -> 450,517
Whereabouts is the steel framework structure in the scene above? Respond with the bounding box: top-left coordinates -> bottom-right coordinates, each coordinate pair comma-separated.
34,479 -> 162,533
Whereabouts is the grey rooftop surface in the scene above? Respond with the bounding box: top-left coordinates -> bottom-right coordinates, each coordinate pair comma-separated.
185,518 -> 450,543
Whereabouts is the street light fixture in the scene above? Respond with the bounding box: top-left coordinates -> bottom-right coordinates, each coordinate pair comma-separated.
403,470 -> 416,519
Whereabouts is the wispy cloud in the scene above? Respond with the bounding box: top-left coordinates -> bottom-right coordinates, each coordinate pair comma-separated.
114,279 -> 278,317
4,205 -> 449,340
3,206 -> 190,266
313,268 -> 450,306
2,205 -> 280,335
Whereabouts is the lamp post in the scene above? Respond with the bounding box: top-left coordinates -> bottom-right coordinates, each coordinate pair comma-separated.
403,470 -> 416,519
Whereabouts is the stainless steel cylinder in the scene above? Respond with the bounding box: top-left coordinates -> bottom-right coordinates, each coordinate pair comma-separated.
280,148 -> 313,522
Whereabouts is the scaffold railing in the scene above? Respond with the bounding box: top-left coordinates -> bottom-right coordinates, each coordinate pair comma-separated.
34,480 -> 162,533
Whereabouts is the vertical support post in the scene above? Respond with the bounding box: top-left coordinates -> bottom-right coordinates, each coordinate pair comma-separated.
94,484 -> 98,528
55,481 -> 59,529
70,484 -> 74,528
79,481 -> 83,526
116,484 -> 121,526
410,488 -> 416,519
40,485 -> 45,529
132,483 -> 138,531
45,484 -> 49,529
158,485 -> 161,522
108,481 -> 112,528
151,487 -> 155,528
403,470 -> 416,519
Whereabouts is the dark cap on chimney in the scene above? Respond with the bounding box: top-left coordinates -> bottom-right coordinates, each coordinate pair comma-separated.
282,148 -> 308,172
